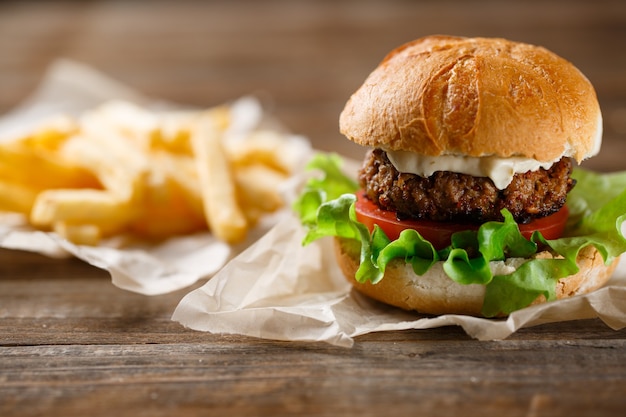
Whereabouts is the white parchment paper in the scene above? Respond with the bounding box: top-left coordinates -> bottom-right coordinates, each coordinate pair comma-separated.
172,212 -> 626,347
0,60 -> 310,295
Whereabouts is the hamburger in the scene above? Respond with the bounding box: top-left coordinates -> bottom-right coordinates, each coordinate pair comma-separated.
295,35 -> 626,317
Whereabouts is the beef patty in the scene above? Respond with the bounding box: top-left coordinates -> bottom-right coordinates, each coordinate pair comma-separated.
359,148 -> 576,224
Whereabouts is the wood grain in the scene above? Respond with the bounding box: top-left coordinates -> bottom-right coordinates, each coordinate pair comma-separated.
2,247 -> 626,417
1,1 -> 626,416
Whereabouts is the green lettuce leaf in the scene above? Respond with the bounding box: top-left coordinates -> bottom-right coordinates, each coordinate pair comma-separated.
293,153 -> 358,228
378,229 -> 439,277
482,257 -> 580,317
293,153 -> 626,317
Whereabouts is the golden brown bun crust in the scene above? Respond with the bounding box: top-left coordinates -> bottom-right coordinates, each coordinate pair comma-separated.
339,35 -> 601,162
335,237 -> 617,317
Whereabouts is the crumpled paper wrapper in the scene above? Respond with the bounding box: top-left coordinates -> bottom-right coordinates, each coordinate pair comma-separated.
173,209 -> 626,348
0,59 -> 310,295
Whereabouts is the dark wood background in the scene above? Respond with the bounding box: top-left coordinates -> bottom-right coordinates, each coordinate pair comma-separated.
1,1 -> 626,416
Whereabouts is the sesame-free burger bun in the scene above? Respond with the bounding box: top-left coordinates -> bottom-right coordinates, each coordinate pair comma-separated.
339,35 -> 602,163
335,237 -> 618,317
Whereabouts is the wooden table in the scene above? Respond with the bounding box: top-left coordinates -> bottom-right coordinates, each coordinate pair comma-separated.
1,1 -> 626,415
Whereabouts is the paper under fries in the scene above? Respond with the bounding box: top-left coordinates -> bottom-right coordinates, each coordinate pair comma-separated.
0,99 -> 308,245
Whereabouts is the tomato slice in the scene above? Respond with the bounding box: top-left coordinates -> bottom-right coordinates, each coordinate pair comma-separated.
354,190 -> 568,250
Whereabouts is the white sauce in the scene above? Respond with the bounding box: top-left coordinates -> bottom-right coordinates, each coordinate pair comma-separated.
384,113 -> 603,190
385,150 -> 558,190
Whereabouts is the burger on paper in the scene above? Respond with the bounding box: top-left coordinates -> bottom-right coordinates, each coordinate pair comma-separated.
295,35 -> 626,317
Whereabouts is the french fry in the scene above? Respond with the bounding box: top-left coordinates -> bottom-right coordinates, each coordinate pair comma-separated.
79,110 -> 152,171
53,222 -> 106,246
225,130 -> 305,174
0,142 -> 101,191
92,100 -> 158,150
201,106 -> 230,131
150,106 -> 228,155
191,112 -> 248,244
151,110 -> 199,155
150,151 -> 204,219
30,189 -> 137,231
0,98 -> 304,246
129,170 -> 206,239
19,114 -> 78,151
239,205 -> 265,226
0,180 -> 39,214
59,134 -> 146,202
234,164 -> 287,213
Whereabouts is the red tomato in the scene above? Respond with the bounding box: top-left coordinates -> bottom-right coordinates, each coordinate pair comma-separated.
354,190 -> 569,250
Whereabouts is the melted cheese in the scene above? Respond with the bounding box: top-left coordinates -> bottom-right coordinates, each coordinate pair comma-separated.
385,150 -> 557,190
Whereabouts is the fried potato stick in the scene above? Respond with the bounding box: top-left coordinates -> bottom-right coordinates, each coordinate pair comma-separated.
0,180 -> 39,214
191,113 -> 248,244
30,189 -> 137,231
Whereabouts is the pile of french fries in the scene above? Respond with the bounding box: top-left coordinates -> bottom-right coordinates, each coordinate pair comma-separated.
0,100 -> 306,245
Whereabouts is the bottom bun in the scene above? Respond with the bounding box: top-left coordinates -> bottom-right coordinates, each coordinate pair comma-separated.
334,237 -> 618,317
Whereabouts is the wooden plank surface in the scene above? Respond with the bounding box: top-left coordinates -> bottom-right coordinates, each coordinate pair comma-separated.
1,1 -> 626,416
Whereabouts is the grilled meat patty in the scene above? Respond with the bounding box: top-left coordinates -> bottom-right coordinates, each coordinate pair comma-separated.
359,148 -> 576,224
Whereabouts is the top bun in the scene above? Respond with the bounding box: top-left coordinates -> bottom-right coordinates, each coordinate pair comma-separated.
339,35 -> 602,162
